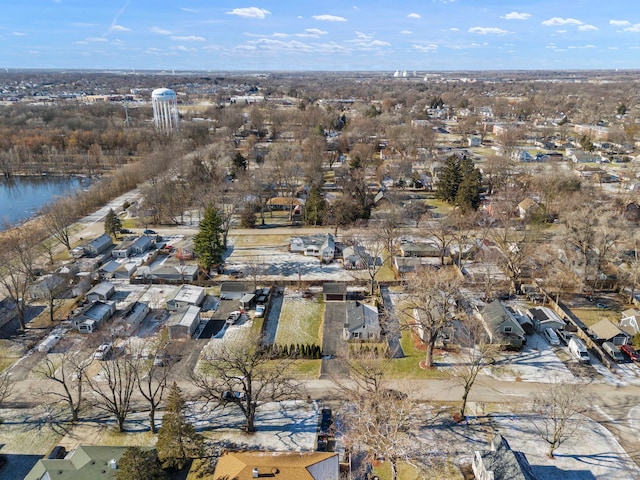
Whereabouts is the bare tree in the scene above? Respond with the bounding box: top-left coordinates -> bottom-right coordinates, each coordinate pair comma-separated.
451,317 -> 498,420
244,255 -> 265,292
88,346 -> 139,432
193,334 -> 298,432
488,222 -> 535,296
337,352 -> 419,480
37,353 -> 90,422
423,216 -> 456,266
0,370 -> 13,408
136,355 -> 172,434
404,267 -> 461,367
531,377 -> 589,458
41,199 -> 76,252
0,228 -> 38,330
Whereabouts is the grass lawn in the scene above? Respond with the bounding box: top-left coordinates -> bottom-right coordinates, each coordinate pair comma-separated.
386,331 -> 449,379
571,307 -> 619,328
229,233 -> 291,247
275,297 -> 324,346
289,359 -> 321,379
373,461 -> 424,480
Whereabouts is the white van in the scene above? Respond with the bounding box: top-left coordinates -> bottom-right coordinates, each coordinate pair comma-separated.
603,341 -> 625,362
542,328 -> 560,346
568,337 -> 590,363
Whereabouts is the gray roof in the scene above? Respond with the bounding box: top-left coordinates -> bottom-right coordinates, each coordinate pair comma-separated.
475,435 -> 538,480
482,300 -> 526,335
323,283 -> 347,295
589,319 -> 629,341
345,301 -> 378,332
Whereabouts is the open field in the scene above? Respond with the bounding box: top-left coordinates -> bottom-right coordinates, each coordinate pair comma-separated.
275,296 -> 324,346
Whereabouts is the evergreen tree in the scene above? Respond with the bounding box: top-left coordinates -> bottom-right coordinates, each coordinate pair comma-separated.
104,208 -> 122,237
435,155 -> 462,203
116,447 -> 168,480
193,205 -> 224,271
304,184 -> 327,226
156,383 -> 204,470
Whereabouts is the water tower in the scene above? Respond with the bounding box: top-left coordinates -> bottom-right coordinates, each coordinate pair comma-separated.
151,88 -> 179,131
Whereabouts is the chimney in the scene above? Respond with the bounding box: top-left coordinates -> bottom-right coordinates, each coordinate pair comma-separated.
252,467 -> 259,478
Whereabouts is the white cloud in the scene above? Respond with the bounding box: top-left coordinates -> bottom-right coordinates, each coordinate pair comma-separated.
86,37 -> 108,42
468,26 -> 509,35
609,20 -> 630,26
150,26 -> 171,35
11,32 -> 27,36
109,25 -> 131,32
408,13 -> 421,19
355,31 -> 373,40
542,17 -> 583,26
623,24 -> 640,32
400,30 -> 412,35
412,44 -> 438,52
304,28 -> 328,36
578,24 -> 598,31
226,7 -> 271,19
450,27 -> 459,31
502,12 -> 531,20
312,14 -> 347,22
171,35 -> 205,41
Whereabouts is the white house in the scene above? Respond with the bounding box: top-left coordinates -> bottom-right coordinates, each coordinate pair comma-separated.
166,284 -> 206,311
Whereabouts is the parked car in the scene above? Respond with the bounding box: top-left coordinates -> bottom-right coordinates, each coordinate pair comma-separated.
603,341 -> 625,362
221,391 -> 246,402
226,311 -> 242,325
254,304 -> 266,318
93,342 -> 112,361
554,328 -> 572,346
620,344 -> 640,362
143,229 -> 157,235
542,328 -> 560,346
568,337 -> 590,363
119,228 -> 132,234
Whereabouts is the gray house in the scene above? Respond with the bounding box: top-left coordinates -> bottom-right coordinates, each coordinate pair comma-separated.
112,235 -> 152,258
343,301 -> 381,341
86,281 -> 115,303
527,306 -> 564,333
72,300 -> 116,333
166,284 -> 205,311
473,435 -> 537,480
29,274 -> 66,300
479,300 -> 527,348
83,234 -> 113,257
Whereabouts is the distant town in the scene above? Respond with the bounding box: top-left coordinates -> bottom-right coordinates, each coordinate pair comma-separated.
1,69 -> 640,480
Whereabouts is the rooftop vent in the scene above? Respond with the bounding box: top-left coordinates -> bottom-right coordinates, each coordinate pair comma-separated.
253,467 -> 259,478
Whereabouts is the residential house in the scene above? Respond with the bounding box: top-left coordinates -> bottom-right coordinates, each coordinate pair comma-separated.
290,234 -> 335,261
72,300 -> 116,333
111,301 -> 149,336
343,301 -> 381,341
24,445 -> 156,480
166,284 -> 205,311
399,241 -> 447,258
167,305 -> 201,339
112,235 -> 152,258
99,260 -> 138,280
517,198 -> 538,219
527,306 -> 564,333
29,274 -> 66,300
472,435 -> 537,480
342,245 -> 369,270
393,256 -> 440,275
86,281 -> 115,303
323,283 -> 347,302
82,234 -> 113,257
213,451 -> 339,480
589,319 -> 630,346
620,308 -> 640,335
479,300 -> 527,348
135,263 -> 198,283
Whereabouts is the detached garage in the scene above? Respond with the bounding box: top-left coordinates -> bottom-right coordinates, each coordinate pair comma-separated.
167,305 -> 201,339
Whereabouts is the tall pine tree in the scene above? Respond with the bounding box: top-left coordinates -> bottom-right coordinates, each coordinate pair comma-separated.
156,383 -> 204,470
116,447 -> 168,480
436,155 -> 482,210
104,208 -> 122,237
435,155 -> 462,203
193,205 -> 224,271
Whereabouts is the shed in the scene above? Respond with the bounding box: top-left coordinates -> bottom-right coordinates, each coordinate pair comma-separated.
167,305 -> 201,339
323,283 -> 347,302
620,309 -> 640,335
220,282 -> 252,300
239,293 -> 256,310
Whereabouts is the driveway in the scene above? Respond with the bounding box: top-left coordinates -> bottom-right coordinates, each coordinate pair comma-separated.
320,301 -> 348,379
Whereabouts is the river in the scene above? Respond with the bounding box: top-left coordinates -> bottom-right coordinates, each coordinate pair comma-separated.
0,175 -> 91,229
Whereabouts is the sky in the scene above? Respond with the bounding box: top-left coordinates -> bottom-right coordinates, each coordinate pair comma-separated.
1,1 -> 640,71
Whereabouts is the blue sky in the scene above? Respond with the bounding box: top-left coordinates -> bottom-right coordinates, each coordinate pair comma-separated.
1,1 -> 639,71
